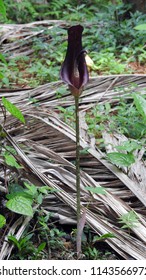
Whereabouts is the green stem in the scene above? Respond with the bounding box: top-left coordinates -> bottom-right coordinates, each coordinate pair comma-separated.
75,95 -> 81,224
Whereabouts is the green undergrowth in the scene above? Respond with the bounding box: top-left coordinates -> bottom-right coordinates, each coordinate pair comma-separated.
59,91 -> 146,167
0,2 -> 146,88
86,94 -> 146,142
7,211 -> 115,260
86,92 -> 146,164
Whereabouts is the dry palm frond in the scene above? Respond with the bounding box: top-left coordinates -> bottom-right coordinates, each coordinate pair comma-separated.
0,74 -> 146,260
1,72 -> 146,259
0,75 -> 146,109
1,119 -> 146,260
0,20 -> 66,58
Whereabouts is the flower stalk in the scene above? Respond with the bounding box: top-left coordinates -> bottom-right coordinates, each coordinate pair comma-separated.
60,24 -> 89,257
75,95 -> 80,223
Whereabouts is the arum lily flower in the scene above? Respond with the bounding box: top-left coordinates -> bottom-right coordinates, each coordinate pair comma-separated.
61,25 -> 89,96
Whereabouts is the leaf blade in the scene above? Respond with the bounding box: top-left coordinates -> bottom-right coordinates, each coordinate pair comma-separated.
107,152 -> 135,167
85,186 -> 106,194
0,214 -> 6,228
6,196 -> 33,217
2,97 -> 25,124
133,93 -> 146,121
134,24 -> 146,31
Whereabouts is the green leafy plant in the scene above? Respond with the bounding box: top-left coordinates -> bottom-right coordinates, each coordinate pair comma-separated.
45,0 -> 70,19
6,183 -> 56,217
4,154 -> 22,169
2,145 -> 22,171
2,0 -> 38,23
107,152 -> 135,167
85,186 -> 106,195
115,140 -> 142,153
93,233 -> 116,243
85,103 -> 110,146
0,0 -> 6,20
57,106 -> 75,127
83,244 -> 111,260
90,51 -> 129,74
0,56 -> 31,88
55,86 -> 67,99
2,97 -> 25,124
8,234 -> 46,260
0,214 -> 6,228
133,93 -> 146,121
1,2 -> 146,88
6,195 -> 33,217
118,211 -> 139,229
82,226 -> 115,260
134,24 -> 146,31
109,96 -> 146,139
84,247 -> 103,260
37,212 -> 66,254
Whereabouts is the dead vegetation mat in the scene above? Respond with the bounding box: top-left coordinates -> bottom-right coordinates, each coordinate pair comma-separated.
0,75 -> 146,260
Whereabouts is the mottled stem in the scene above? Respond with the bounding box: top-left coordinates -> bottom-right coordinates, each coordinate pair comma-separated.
75,95 -> 81,224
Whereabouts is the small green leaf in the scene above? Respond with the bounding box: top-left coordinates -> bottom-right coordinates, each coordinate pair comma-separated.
19,234 -> 33,247
118,211 -> 139,229
8,235 -> 20,250
4,145 -> 17,155
56,87 -> 67,98
37,242 -> 46,253
85,186 -> 106,194
56,106 -> 66,113
37,193 -> 43,204
2,97 -> 25,124
8,183 -> 24,194
116,141 -> 142,153
0,0 -> 6,18
134,24 -> 146,31
4,154 -> 22,169
0,72 -> 4,79
24,182 -> 37,196
2,77 -> 9,86
6,191 -> 33,201
6,196 -> 33,216
133,93 -> 146,121
0,53 -> 7,64
47,187 -> 61,193
0,214 -> 6,228
38,186 -> 48,195
107,152 -> 135,167
80,148 -> 89,155
93,233 -> 116,242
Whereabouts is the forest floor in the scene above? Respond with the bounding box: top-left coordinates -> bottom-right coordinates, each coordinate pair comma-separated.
0,6 -> 146,260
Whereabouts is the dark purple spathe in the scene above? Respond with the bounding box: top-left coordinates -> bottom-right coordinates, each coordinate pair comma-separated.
60,25 -> 89,95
